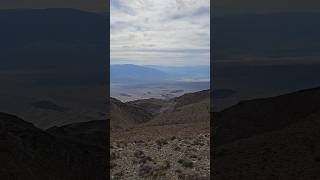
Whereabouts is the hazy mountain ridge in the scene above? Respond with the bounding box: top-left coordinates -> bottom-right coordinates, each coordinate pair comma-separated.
111,64 -> 210,84
145,65 -> 210,81
111,64 -> 169,83
110,64 -> 210,104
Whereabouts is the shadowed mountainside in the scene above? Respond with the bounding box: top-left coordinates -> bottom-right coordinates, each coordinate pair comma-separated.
214,87 -> 320,145
110,97 -> 153,130
0,113 -> 107,180
46,120 -> 107,148
127,98 -> 171,115
110,89 -> 210,130
174,90 -> 210,108
213,87 -> 320,179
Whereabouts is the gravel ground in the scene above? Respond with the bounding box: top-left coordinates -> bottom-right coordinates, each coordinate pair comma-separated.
110,133 -> 210,180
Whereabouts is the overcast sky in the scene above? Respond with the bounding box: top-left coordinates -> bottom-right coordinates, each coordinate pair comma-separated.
110,0 -> 210,66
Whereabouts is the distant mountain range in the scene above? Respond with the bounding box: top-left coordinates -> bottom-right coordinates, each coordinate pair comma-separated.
111,64 -> 169,84
145,65 -> 210,79
111,64 -> 210,84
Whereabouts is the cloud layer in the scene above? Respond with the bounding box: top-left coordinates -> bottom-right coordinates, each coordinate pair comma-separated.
110,0 -> 210,66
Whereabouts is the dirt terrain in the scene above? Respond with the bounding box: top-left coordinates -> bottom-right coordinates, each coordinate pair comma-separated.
110,90 -> 210,179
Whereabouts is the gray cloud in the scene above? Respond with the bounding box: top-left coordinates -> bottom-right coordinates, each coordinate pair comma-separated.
111,0 -> 210,66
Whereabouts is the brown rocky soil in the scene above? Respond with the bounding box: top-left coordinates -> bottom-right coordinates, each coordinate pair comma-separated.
111,130 -> 209,180
110,90 -> 211,179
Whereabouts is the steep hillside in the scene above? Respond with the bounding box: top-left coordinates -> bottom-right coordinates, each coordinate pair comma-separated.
214,87 -> 320,145
174,89 -> 210,109
0,112 -> 106,180
110,98 -> 152,130
47,120 -> 107,148
214,112 -> 320,179
214,87 -> 320,179
110,89 -> 210,129
145,90 -> 210,126
127,98 -> 171,115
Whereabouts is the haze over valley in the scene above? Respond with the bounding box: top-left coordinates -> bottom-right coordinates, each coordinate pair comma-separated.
111,64 -> 210,102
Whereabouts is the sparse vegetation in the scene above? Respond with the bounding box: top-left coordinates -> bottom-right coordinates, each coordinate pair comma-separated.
110,133 -> 209,179
178,158 -> 194,168
110,90 -> 210,179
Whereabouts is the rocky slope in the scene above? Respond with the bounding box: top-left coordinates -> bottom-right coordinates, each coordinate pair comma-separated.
0,112 -> 107,180
110,90 -> 210,179
111,133 -> 209,180
213,87 -> 320,179
127,98 -> 171,115
110,97 -> 152,130
47,120 -> 108,148
214,87 -> 320,145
